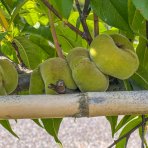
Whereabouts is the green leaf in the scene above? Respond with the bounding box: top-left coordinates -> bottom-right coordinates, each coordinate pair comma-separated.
0,32 -> 7,41
136,38 -> 148,68
50,0 -> 73,19
90,0 -> 131,32
56,21 -> 83,52
10,0 -> 28,25
128,0 -> 146,38
22,24 -> 52,40
123,80 -> 133,90
41,118 -> 62,147
0,40 -> 19,63
106,116 -> 118,137
116,117 -> 141,148
115,115 -> 136,133
132,0 -> 148,20
0,120 -> 19,138
20,1 -> 49,26
32,119 -> 43,128
131,37 -> 148,89
29,35 -> 55,58
132,68 -> 148,89
13,36 -> 48,69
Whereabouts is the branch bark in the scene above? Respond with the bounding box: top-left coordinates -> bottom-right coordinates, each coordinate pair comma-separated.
93,12 -> 99,37
75,0 -> 92,44
48,10 -> 64,58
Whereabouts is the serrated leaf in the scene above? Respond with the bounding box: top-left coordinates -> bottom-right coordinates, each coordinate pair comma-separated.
41,118 -> 62,147
13,36 -> 48,69
132,0 -> 148,20
116,117 -> 141,148
90,0 -> 131,32
106,116 -> 118,137
0,120 -> 19,138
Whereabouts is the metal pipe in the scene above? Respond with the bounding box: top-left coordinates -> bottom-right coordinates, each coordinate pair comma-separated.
0,91 -> 148,119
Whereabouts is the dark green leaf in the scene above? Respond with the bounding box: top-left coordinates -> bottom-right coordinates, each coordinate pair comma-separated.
32,119 -> 43,128
0,120 -> 19,138
128,1 -> 146,38
132,0 -> 148,20
90,0 -> 131,31
10,0 -> 28,24
123,80 -> 133,91
131,37 -> 148,89
50,0 -> 73,19
13,36 -> 49,69
106,116 -> 118,137
22,24 -> 52,40
132,67 -> 148,89
41,118 -> 62,146
29,35 -> 55,58
136,38 -> 148,68
0,40 -> 19,63
0,32 -> 7,41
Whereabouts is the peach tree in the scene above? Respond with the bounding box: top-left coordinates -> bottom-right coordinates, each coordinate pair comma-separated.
0,0 -> 148,147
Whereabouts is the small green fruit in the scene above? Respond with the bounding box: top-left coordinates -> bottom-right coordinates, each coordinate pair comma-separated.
89,34 -> 139,80
29,68 -> 45,94
72,58 -> 109,92
0,59 -> 18,95
67,47 -> 89,69
40,57 -> 77,94
67,48 -> 109,92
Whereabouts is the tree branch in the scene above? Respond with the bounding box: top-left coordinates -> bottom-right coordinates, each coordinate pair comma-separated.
48,10 -> 64,58
108,117 -> 148,148
75,0 -> 92,44
12,41 -> 25,67
93,12 -> 99,37
141,115 -> 146,148
42,0 -> 85,41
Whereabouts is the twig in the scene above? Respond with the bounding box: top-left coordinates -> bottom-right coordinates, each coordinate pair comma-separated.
107,117 -> 148,148
141,115 -> 146,148
48,10 -> 64,58
93,12 -> 99,37
12,41 -> 25,67
75,0 -> 92,44
42,0 -> 85,41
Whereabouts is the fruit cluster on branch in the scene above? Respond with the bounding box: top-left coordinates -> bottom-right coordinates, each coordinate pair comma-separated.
29,33 -> 139,95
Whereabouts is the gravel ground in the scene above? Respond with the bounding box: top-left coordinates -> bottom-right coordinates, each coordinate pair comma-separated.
0,117 -> 143,148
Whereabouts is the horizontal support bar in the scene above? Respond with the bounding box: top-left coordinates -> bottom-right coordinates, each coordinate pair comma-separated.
0,91 -> 148,119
